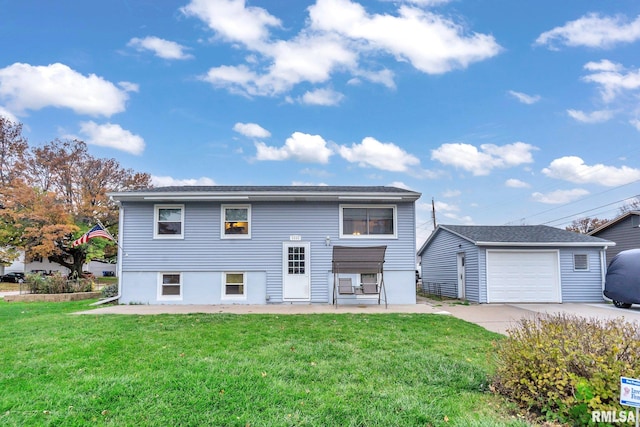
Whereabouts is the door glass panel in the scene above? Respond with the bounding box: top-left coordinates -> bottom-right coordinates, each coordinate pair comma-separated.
287,247 -> 305,275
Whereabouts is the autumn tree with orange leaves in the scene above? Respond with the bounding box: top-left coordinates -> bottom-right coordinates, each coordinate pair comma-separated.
0,116 -> 151,276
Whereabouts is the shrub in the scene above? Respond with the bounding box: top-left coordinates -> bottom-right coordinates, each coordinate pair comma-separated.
101,283 -> 118,298
24,272 -> 93,294
493,313 -> 640,425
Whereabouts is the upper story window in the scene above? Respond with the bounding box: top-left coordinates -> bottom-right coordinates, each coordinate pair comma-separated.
222,205 -> 251,239
340,205 -> 396,238
154,205 -> 184,239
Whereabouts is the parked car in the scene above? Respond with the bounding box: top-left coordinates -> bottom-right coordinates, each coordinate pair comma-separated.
1,272 -> 25,283
603,249 -> 640,309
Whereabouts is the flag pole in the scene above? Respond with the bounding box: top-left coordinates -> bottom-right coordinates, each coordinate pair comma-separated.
95,218 -> 124,251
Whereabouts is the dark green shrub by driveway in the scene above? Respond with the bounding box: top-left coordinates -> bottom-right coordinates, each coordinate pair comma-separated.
493,313 -> 640,425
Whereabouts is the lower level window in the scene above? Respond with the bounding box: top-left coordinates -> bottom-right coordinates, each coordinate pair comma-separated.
158,273 -> 182,300
223,272 -> 246,299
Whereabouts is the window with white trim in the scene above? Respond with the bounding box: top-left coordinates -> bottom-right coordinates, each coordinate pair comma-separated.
573,254 -> 589,271
222,205 -> 251,238
340,205 -> 396,238
154,205 -> 184,239
158,273 -> 182,300
223,272 -> 246,299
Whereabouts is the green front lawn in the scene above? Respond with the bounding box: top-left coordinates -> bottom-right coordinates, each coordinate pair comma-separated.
0,301 -> 528,426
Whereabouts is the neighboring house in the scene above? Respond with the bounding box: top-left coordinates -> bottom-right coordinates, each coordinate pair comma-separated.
108,186 -> 421,305
1,250 -> 116,277
588,211 -> 640,267
417,225 -> 614,303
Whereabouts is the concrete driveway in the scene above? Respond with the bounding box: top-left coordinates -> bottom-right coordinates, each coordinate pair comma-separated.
438,301 -> 640,334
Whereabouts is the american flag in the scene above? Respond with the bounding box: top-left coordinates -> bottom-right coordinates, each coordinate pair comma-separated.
72,224 -> 114,247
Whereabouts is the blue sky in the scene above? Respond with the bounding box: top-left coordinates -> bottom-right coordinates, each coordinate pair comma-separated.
2,0 -> 640,245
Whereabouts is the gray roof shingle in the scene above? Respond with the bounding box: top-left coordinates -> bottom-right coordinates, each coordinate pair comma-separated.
442,224 -> 612,244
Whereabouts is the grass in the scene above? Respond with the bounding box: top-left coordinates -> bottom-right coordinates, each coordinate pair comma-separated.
0,300 -> 530,426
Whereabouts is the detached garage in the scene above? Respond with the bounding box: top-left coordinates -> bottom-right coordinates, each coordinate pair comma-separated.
418,225 -> 614,304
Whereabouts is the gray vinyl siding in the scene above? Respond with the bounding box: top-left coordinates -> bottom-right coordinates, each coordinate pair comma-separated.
420,229 -> 480,302
120,200 -> 416,304
559,248 -> 605,302
591,215 -> 640,266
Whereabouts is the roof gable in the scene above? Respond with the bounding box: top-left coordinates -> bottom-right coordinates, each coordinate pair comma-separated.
588,211 -> 640,236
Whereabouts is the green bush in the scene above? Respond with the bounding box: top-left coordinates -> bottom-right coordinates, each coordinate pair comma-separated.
24,272 -> 93,294
493,313 -> 640,425
101,283 -> 118,298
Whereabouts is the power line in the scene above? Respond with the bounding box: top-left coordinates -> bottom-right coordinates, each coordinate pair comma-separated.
504,178 -> 640,225
538,194 -> 638,226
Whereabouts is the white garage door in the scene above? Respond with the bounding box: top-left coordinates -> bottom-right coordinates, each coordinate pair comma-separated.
486,250 -> 561,303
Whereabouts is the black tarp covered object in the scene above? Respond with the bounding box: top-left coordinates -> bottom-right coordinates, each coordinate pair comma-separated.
603,248 -> 640,305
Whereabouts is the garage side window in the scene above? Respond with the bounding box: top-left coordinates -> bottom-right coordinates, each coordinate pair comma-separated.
573,254 -> 589,271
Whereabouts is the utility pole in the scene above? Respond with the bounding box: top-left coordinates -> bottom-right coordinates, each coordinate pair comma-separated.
431,197 -> 437,230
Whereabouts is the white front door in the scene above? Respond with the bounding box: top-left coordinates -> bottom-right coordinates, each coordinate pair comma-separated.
457,252 -> 466,299
283,242 -> 311,301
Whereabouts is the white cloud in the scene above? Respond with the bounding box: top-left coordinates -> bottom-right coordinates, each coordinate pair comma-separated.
300,88 -> 345,106
434,200 -> 459,213
531,189 -> 590,204
181,0 -> 281,47
442,189 -> 461,197
567,109 -> 614,123
352,68 -> 396,89
630,118 -> 640,131
505,178 -> 530,188
388,181 -> 412,190
0,63 -> 132,117
291,181 -> 329,186
584,59 -> 622,72
151,175 -> 216,186
200,35 -> 356,97
190,0 -> 500,98
338,136 -> 420,172
508,90 -> 540,105
431,142 -> 537,176
78,121 -> 145,155
118,81 -> 139,93
255,131 -> 333,163
542,156 -> 640,187
233,122 -> 271,138
536,13 -> 640,49
0,107 -> 19,123
581,60 -> 640,102
309,0 -> 501,74
128,36 -> 193,60
574,109 -> 610,122
402,0 -> 452,6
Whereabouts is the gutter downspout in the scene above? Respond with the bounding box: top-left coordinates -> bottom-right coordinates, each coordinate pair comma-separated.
91,203 -> 124,306
600,247 -> 609,301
